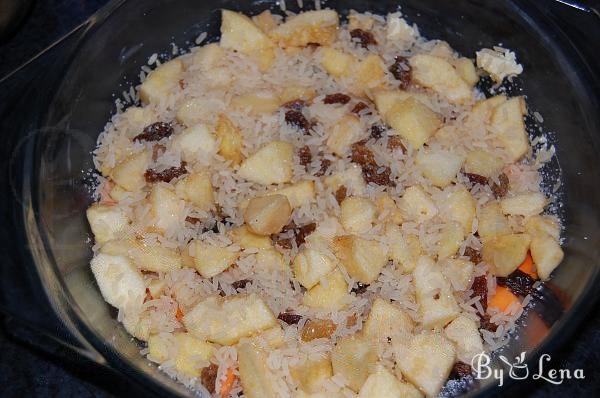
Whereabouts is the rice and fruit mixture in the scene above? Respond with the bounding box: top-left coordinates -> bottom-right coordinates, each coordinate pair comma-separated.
87,6 -> 564,398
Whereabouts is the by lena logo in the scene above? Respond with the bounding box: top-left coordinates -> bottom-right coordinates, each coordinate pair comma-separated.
471,352 -> 585,386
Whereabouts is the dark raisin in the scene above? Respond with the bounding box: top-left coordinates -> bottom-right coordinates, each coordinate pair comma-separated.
497,269 -> 536,297
285,110 -> 311,134
351,140 -> 375,166
278,311 -> 303,325
185,216 -> 202,225
152,144 -> 166,161
295,223 -> 316,246
362,163 -> 394,186
134,122 -> 174,142
479,313 -> 498,332
491,173 -> 510,198
433,293 -> 440,300
370,125 -> 387,139
471,275 -> 488,312
350,28 -> 378,48
351,102 -> 371,115
178,79 -> 186,89
464,172 -> 489,186
232,279 -> 252,290
200,364 -> 219,394
282,99 -> 308,111
389,56 -> 412,90
464,246 -> 482,264
323,93 -> 351,105
315,158 -> 331,177
387,136 -> 406,152
307,42 -> 321,48
275,238 -> 293,249
351,282 -> 369,295
335,186 -> 347,205
298,146 -> 312,168
144,162 -> 188,183
449,362 -> 473,379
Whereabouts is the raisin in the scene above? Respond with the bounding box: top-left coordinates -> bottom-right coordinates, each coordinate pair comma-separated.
275,238 -> 292,249
185,216 -> 202,225
232,279 -> 252,290
285,110 -> 311,134
351,102 -> 371,115
387,136 -> 406,152
389,56 -> 412,90
152,144 -> 166,161
335,186 -> 347,205
351,282 -> 369,295
295,223 -> 316,246
497,269 -> 536,297
278,311 -> 302,325
464,246 -> 482,264
491,173 -> 509,198
464,172 -> 489,186
323,93 -> 351,105
315,158 -> 331,177
133,122 -> 174,142
362,163 -> 394,186
471,275 -> 488,312
307,42 -> 321,48
301,319 -> 337,342
178,79 -> 186,89
144,162 -> 188,183
450,362 -> 473,379
346,314 -> 358,327
282,99 -> 307,111
479,313 -> 498,332
351,140 -> 376,166
370,125 -> 387,139
298,146 -> 312,168
200,364 -> 219,394
350,28 -> 378,48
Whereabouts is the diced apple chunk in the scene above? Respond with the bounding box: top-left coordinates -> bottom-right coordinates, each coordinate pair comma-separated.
436,222 -> 465,259
333,235 -> 388,284
467,95 -> 507,125
256,249 -> 286,271
478,202 -> 511,240
238,141 -> 293,185
444,315 -> 484,365
90,253 -> 145,310
270,10 -> 339,48
320,47 -> 355,78
149,184 -> 183,232
331,334 -> 377,392
231,91 -> 281,114
340,197 -> 377,234
119,106 -> 157,138
324,164 -> 366,195
252,10 -> 278,34
302,269 -> 350,310
398,186 -> 438,223
188,241 -> 238,278
464,149 -> 504,178
375,194 -> 403,224
290,355 -> 333,393
530,234 -> 564,281
174,333 -> 215,377
183,294 -> 277,345
482,233 -> 531,277
147,333 -> 171,363
476,48 -> 523,83
191,43 -> 225,70
140,59 -> 184,104
437,187 -> 476,234
525,215 -> 560,241
453,57 -> 479,86
110,150 -> 151,192
441,258 -> 473,291
385,224 -> 421,273
386,97 -> 442,149
215,114 -> 244,165
270,180 -> 316,209
293,248 -> 337,289
176,98 -> 211,127
103,239 -> 183,273
354,54 -> 386,92
229,225 -> 273,250
86,204 -> 129,244
490,96 -> 529,162
416,149 -> 464,188
279,85 -> 318,103
326,114 -> 364,157
175,172 -> 215,211
244,194 -> 292,235
359,365 -> 423,398
413,256 -> 460,329
386,15 -> 417,43
500,192 -> 546,217
363,298 -> 413,343
238,342 -> 279,398
393,332 -> 456,397
409,54 -> 472,103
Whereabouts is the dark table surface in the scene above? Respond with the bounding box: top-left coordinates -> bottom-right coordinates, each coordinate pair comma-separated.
0,0 -> 599,397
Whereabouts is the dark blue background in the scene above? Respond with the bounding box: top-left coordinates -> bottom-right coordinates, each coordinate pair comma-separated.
0,0 -> 598,397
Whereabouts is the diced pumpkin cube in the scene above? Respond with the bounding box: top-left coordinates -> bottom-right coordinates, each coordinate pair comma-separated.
238,342 -> 279,398
320,47 -> 355,78
238,141 -> 293,185
363,298 -> 414,343
530,234 -> 564,281
386,97 -> 442,149
409,54 -> 472,103
490,96 -> 529,162
290,355 -> 333,393
215,114 -> 244,165
333,235 -> 388,284
340,197 -> 377,234
478,202 -> 512,240
331,334 -> 378,392
416,149 -> 464,188
175,172 -> 215,211
293,248 -> 337,289
86,204 -> 129,244
444,315 -> 484,364
302,269 -> 350,310
482,233 -> 531,277
140,59 -> 184,104
398,185 -> 438,223
500,192 -> 546,217
326,114 -> 364,157
110,150 -> 151,192
270,10 -> 339,48
188,241 -> 238,278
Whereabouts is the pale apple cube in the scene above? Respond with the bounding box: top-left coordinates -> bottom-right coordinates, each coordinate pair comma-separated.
244,194 -> 292,235
188,240 -> 238,278
129,241 -> 183,273
174,333 -> 215,377
270,10 -> 339,48
279,85 -> 318,103
476,48 -> 523,83
86,204 -> 130,244
110,150 -> 151,192
333,235 -> 388,284
373,89 -> 412,116
293,248 -> 337,289
444,315 -> 484,365
413,256 -> 460,329
524,215 -> 561,241
140,59 -> 184,104
394,332 -> 456,397
229,225 -> 273,250
530,234 -> 564,281
147,278 -> 167,298
176,98 -> 211,127
416,149 -> 464,188
320,47 -> 355,78
220,10 -> 273,55
231,91 -> 281,114
500,192 -> 546,217
252,10 -> 278,33
331,334 -> 378,392
214,114 -> 245,165
326,114 -> 364,157
386,97 -> 442,149
409,54 -> 472,103
256,249 -> 286,271
324,164 -> 367,195
302,269 -> 350,310
478,202 -> 511,240
436,222 -> 465,259
290,355 -> 333,393
490,96 -> 529,162
119,106 -> 157,138
385,223 -> 421,273
270,180 -> 316,209
467,95 -> 507,125
464,149 -> 504,178
482,233 -> 531,277
90,253 -> 145,310
354,54 -> 386,91
191,43 -> 225,70
363,297 -> 414,343
359,365 -> 423,398
375,194 -> 403,224
149,184 -> 183,232
453,57 -> 479,86
252,326 -> 285,349
238,342 -> 279,398
398,185 -> 438,223
175,172 -> 215,211
340,197 -> 377,234
238,141 -> 293,185
172,124 -> 217,160
386,15 -> 417,42
147,334 -> 172,363
437,187 -> 476,234
183,294 -> 277,345
441,258 -> 473,291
